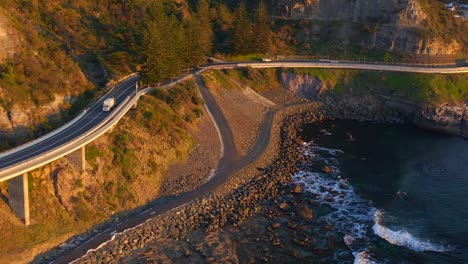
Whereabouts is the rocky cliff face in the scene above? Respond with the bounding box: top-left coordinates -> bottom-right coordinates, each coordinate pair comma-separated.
415,105 -> 468,137
281,72 -> 328,97
281,72 -> 468,138
0,10 -> 84,141
0,10 -> 21,61
0,94 -> 73,141
273,0 -> 462,55
0,11 -> 46,140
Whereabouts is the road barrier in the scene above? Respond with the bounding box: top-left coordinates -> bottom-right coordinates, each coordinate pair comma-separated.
1,61 -> 467,182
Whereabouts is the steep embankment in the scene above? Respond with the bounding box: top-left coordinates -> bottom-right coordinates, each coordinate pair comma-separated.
0,7 -> 92,144
0,1 -> 180,144
34,68 -> 466,263
0,81 -> 216,264
273,0 -> 466,56
281,68 -> 468,137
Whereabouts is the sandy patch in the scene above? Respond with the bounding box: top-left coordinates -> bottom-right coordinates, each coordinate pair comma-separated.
208,79 -> 276,157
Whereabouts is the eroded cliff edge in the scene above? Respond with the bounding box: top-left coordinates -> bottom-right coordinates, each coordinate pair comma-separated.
281,70 -> 468,137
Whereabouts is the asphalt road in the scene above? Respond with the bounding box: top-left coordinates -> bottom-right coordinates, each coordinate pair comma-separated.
2,60 -> 466,181
49,74 -> 277,264
1,59 -> 466,262
0,76 -> 139,175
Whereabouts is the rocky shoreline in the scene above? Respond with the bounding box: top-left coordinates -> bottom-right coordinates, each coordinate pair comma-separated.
35,103 -> 322,263
36,88 -> 465,263
46,99 -> 466,263
281,71 -> 468,139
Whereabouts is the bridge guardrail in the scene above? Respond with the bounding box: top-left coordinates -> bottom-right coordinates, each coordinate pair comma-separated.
0,95 -> 133,182
237,62 -> 468,74
0,110 -> 88,159
1,61 -> 467,182
0,74 -> 139,160
275,55 -> 465,67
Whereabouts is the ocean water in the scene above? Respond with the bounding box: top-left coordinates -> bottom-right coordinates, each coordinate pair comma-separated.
296,120 -> 468,263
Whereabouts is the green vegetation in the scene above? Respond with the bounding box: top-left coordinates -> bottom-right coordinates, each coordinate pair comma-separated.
231,1 -> 273,55
0,80 -> 204,263
202,70 -> 240,92
291,68 -> 468,104
139,1 -> 212,84
85,145 -> 104,169
227,68 -> 282,92
229,54 -> 265,61
0,0 -> 464,106
139,0 -> 273,84
202,67 -> 283,95
0,0 -> 462,113
0,0 -> 465,260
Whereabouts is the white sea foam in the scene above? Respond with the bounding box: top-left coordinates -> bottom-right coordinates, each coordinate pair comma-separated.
294,143 -> 377,261
353,250 -> 379,264
373,210 -> 452,252
296,141 -> 454,263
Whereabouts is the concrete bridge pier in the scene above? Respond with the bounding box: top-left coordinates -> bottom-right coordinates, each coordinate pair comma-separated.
66,146 -> 86,173
8,174 -> 30,225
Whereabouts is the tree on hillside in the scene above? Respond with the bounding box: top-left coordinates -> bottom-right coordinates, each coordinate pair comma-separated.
184,16 -> 205,67
184,0 -> 214,67
252,1 -> 272,54
140,21 -> 166,84
212,3 -> 235,53
140,2 -> 187,84
196,0 -> 214,57
165,15 -> 187,77
232,2 -> 253,54
140,1 -> 217,84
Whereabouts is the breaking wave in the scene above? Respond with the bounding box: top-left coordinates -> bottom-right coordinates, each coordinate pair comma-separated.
293,143 -> 378,261
373,210 -> 453,252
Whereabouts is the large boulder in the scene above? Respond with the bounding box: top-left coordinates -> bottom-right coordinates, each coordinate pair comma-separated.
296,204 -> 314,220
414,105 -> 466,137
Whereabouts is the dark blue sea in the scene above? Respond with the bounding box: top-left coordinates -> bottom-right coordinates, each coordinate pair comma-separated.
296,120 -> 468,263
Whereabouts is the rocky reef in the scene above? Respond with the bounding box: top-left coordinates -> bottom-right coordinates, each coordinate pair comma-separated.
415,104 -> 468,137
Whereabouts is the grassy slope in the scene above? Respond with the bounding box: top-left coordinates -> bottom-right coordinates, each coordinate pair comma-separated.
0,81 -> 205,263
291,68 -> 468,105
202,68 -> 283,93
202,67 -> 467,105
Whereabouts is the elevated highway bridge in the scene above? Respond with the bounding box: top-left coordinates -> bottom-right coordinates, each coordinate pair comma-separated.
1,60 -> 467,225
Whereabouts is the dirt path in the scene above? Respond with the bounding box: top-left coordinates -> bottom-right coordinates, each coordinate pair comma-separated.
49,75 -> 278,264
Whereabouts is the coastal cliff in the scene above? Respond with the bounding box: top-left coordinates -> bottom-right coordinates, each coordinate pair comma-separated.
0,8 -> 90,144
4,68 -> 464,263
0,0 -> 465,144
0,94 -> 74,141
273,0 -> 465,55
280,70 -> 468,137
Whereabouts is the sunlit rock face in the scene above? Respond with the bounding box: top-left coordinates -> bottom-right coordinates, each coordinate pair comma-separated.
0,10 -> 21,61
275,0 -> 426,24
273,0 -> 461,55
